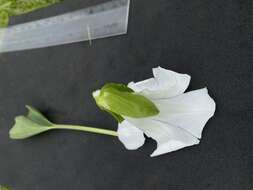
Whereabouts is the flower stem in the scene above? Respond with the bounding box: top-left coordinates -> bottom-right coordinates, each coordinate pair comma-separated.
54,124 -> 118,137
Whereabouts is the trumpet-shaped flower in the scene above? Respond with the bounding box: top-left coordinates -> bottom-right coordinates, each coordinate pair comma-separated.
117,67 -> 216,156
10,67 -> 215,158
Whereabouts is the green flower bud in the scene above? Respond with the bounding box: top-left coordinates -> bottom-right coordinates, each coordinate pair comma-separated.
93,83 -> 159,122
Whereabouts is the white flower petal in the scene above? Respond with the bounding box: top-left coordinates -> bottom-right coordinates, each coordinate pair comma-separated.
128,67 -> 191,99
128,78 -> 158,92
117,120 -> 145,150
152,88 -> 216,138
124,118 -> 199,157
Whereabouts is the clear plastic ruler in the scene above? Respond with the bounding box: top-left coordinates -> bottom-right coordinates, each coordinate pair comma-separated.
0,0 -> 130,53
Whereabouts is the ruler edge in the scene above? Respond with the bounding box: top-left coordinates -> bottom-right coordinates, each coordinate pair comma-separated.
0,0 -> 130,53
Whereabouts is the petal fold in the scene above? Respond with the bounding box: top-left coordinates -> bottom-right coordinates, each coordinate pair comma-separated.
128,67 -> 191,99
152,88 -> 216,138
125,118 -> 199,157
117,120 -> 145,150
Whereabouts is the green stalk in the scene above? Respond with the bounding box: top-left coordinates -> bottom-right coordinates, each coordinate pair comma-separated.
54,124 -> 118,137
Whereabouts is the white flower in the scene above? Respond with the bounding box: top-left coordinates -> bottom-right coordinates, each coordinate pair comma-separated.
117,67 -> 216,157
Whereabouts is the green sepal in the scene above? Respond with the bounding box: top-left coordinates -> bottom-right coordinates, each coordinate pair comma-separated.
9,106 -> 54,139
102,83 -> 134,93
98,83 -> 132,122
98,104 -> 124,123
93,83 -> 159,119
108,111 -> 124,123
